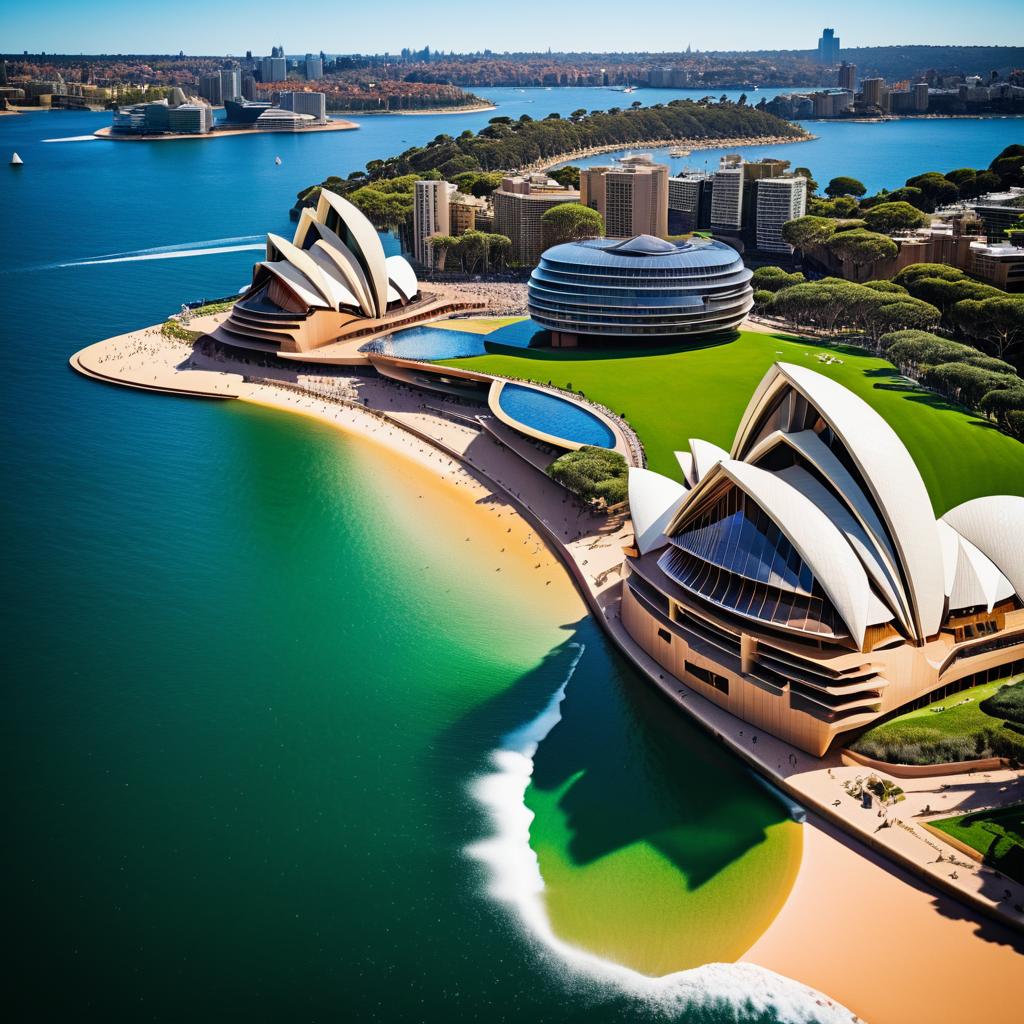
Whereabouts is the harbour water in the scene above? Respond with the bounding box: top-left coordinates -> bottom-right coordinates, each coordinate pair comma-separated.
1,94 -> 1018,1021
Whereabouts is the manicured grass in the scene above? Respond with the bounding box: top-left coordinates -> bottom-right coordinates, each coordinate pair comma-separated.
851,676 -> 1024,765
440,330 -> 1024,514
431,316 -> 524,335
930,804 -> 1024,884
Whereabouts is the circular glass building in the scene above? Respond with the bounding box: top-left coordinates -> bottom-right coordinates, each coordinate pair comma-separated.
527,234 -> 754,345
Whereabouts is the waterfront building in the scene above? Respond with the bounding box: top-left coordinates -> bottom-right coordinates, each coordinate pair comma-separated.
914,81 -> 930,111
212,191 -> 437,355
527,234 -> 753,346
838,62 -> 856,92
579,155 -> 669,238
279,90 -> 327,122
492,175 -> 580,265
111,97 -> 212,135
167,103 -> 214,134
668,173 -> 713,234
220,68 -> 242,102
413,179 -> 455,267
755,177 -> 807,253
305,56 -> 324,80
861,77 -> 886,110
969,240 -> 1024,291
224,98 -> 271,124
254,108 -> 316,130
622,363 -> 1024,757
817,28 -> 840,65
710,156 -> 744,233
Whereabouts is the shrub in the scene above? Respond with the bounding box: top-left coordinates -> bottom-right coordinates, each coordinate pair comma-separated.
547,446 -> 628,506
980,680 -> 1024,726
751,266 -> 805,292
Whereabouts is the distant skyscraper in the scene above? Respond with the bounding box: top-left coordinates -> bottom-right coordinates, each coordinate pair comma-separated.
261,56 -> 287,83
838,62 -> 856,92
756,177 -> 807,253
242,74 -> 257,100
198,72 -> 223,105
710,156 -> 744,232
861,77 -> 885,109
0,60 -> 7,86
817,28 -> 840,65
305,56 -> 324,80
279,90 -> 327,121
413,179 -> 454,267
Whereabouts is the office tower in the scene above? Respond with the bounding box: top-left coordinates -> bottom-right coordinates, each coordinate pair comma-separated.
710,156 -> 744,232
279,90 -> 327,121
413,180 -> 455,266
242,75 -> 257,100
668,174 -> 713,233
0,60 -> 7,86
305,56 -> 324,80
219,68 -> 241,102
261,56 -> 287,83
198,72 -> 223,105
838,62 -> 856,92
493,176 -> 581,265
817,28 -> 840,64
914,81 -> 929,112
756,177 -> 808,253
579,155 -> 669,238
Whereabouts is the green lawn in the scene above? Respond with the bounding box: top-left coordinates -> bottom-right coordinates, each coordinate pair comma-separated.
851,676 -> 1024,765
930,804 -> 1024,885
440,330 -> 1024,515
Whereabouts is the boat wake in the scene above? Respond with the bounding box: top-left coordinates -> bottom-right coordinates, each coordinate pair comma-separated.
41,135 -> 99,143
465,642 -> 855,1024
0,236 -> 267,273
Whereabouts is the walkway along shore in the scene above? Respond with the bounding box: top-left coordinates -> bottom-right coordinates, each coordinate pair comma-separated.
521,131 -> 814,175
70,320 -> 1024,1023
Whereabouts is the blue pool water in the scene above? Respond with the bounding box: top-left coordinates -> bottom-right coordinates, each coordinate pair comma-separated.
362,318 -> 546,359
497,384 -> 617,448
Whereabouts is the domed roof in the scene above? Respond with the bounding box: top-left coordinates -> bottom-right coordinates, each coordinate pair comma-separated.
542,235 -> 743,272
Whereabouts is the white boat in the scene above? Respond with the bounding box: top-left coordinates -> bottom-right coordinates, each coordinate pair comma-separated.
10,152 -> 23,166
274,156 -> 282,165
668,147 -> 691,158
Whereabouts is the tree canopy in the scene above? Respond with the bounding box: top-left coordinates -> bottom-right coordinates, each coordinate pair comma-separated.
541,203 -> 605,248
862,201 -> 930,234
825,176 -> 867,199
547,446 -> 628,506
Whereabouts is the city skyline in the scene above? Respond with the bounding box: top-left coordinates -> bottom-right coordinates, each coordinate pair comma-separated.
2,1 -> 1023,56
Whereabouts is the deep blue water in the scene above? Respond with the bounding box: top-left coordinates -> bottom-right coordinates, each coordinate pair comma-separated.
498,383 -> 617,448
1,91 -> 1020,1022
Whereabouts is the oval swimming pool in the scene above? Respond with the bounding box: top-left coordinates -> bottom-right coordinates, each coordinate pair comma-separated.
497,384 -> 616,449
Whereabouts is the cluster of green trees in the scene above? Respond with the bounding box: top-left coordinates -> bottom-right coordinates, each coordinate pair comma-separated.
297,99 -> 803,201
796,145 -> 1024,220
980,679 -> 1024,726
426,231 -> 512,273
547,446 -> 629,506
753,268 -> 941,344
540,203 -> 605,248
880,329 -> 1024,437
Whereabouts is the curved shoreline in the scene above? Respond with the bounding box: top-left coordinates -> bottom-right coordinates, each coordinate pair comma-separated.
527,132 -> 813,173
69,322 -> 1024,1020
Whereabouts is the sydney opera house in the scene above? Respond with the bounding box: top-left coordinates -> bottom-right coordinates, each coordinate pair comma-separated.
527,234 -> 754,347
623,362 -> 1024,756
211,191 -> 475,357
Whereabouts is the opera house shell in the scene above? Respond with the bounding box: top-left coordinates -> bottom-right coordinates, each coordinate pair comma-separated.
212,191 -> 462,357
527,234 -> 754,346
623,362 -> 1024,756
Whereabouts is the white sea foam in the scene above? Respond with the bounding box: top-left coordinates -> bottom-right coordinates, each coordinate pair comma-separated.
466,642 -> 856,1023
43,236 -> 266,269
41,135 -> 99,143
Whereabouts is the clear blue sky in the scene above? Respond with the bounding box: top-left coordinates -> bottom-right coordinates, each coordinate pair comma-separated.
2,1 -> 1022,55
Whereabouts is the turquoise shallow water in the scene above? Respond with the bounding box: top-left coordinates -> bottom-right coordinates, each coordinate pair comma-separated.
1,96 -> 1019,1021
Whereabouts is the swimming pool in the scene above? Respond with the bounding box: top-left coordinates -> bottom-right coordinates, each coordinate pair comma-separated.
496,384 -> 617,449
360,319 -> 545,360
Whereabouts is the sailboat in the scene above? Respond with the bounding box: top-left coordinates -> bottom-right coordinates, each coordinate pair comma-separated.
10,152 -> 23,166
274,155 -> 282,166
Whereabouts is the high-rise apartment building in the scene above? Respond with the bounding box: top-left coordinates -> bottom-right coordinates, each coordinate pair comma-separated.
261,56 -> 287,83
755,177 -> 808,253
861,77 -> 886,109
220,68 -> 242,102
710,156 -> 744,233
242,75 -> 257,100
305,56 -> 324,80
914,81 -> 930,111
817,28 -> 840,64
493,175 -> 580,265
413,180 -> 455,267
279,90 -> 327,121
579,155 -> 669,238
838,62 -> 856,91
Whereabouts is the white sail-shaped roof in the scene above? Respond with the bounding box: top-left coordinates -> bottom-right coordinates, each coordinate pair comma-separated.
732,363 -> 944,640
315,190 -> 390,317
943,496 -> 1024,601
689,438 -> 729,484
628,468 -> 688,555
